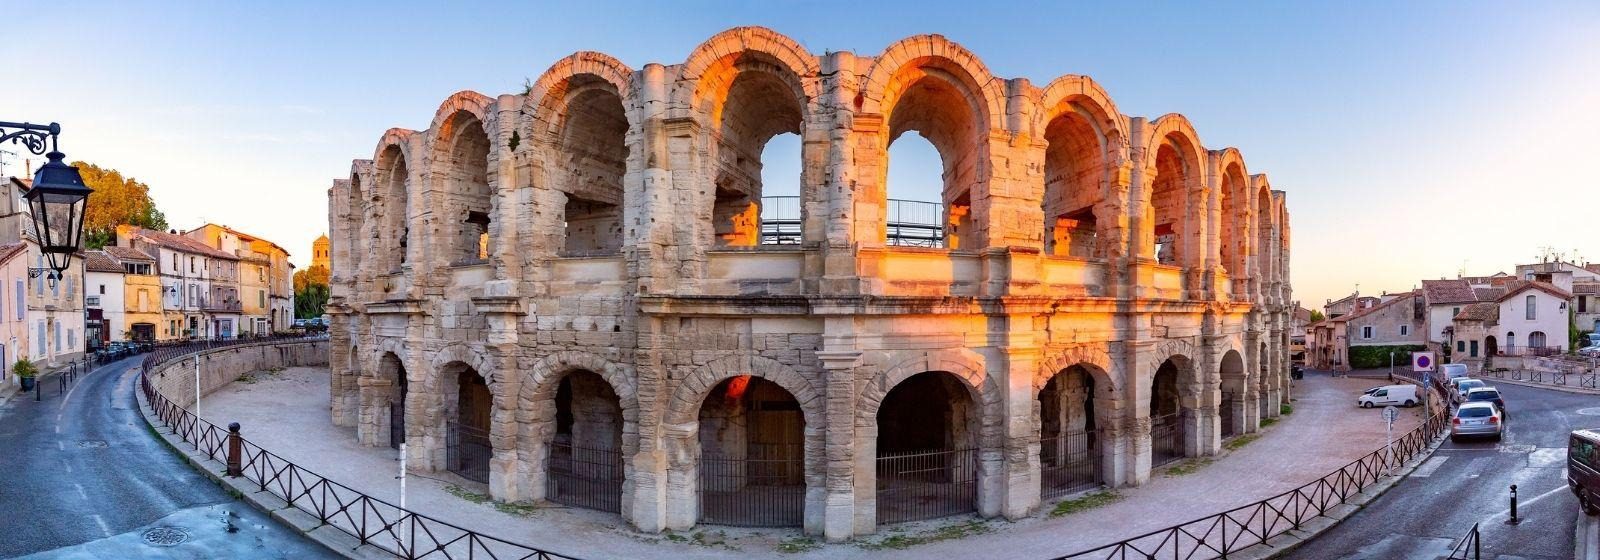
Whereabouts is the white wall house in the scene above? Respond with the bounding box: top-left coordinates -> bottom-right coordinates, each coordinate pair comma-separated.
1495,282 -> 1572,355
83,250 -> 126,349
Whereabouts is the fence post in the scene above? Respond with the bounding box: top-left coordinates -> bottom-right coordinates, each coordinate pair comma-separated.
227,422 -> 243,476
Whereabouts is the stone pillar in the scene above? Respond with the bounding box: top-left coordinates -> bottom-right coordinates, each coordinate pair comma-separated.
999,337 -> 1041,519
1194,335 -> 1223,455
478,287 -> 525,502
817,349 -> 859,541
1123,339 -> 1154,485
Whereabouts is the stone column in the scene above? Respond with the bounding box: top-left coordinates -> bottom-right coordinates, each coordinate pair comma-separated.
817,348 -> 859,541
999,334 -> 1041,519
1123,339 -> 1155,485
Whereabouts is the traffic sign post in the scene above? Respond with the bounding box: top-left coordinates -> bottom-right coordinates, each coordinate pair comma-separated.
1383,405 -> 1399,476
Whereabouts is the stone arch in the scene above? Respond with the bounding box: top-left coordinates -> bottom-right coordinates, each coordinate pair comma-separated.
1036,76 -> 1128,259
344,159 -> 373,279
429,343 -> 495,387
524,51 -> 635,134
1213,148 -> 1249,283
427,92 -> 497,266
1143,114 -> 1207,270
860,36 -> 1004,250
1034,345 -> 1119,498
1218,348 -> 1247,437
372,129 -> 418,273
1253,174 -> 1278,289
504,351 -> 638,509
675,27 -> 822,248
419,350 -> 500,477
661,353 -> 823,531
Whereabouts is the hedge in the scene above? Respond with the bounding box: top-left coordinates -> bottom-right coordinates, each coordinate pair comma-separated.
1347,344 -> 1427,369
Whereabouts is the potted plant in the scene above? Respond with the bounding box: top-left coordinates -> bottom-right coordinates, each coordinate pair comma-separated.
14,357 -> 37,392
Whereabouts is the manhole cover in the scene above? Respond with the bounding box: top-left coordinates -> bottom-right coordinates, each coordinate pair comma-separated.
77,440 -> 107,448
142,527 -> 188,547
1578,407 -> 1600,416
1498,444 -> 1536,454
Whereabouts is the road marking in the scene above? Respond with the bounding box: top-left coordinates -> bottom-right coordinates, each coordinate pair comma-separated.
73,483 -> 87,500
91,514 -> 110,536
53,424 -> 59,434
58,360 -> 110,412
56,440 -> 63,451
1484,484 -> 1568,523
61,459 -> 71,473
1411,456 -> 1449,477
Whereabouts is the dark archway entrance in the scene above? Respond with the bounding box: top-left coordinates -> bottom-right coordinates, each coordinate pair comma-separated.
1150,359 -> 1186,467
696,376 -> 806,527
876,371 -> 979,524
380,352 -> 407,450
446,365 -> 492,483
1039,365 -> 1103,498
1219,350 -> 1246,438
546,370 -> 625,513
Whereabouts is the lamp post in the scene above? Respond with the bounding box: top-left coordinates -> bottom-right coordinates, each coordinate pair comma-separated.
0,121 -> 92,280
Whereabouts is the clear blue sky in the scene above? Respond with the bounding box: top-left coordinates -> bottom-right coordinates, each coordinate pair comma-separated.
3,1 -> 1597,306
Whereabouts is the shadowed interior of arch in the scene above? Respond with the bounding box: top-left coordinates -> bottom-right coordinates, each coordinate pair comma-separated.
1039,364 -> 1104,498
694,375 -> 805,526
442,362 -> 493,483
1149,357 -> 1192,467
707,57 -> 805,248
1042,105 -> 1108,258
875,370 -> 979,524
882,65 -> 984,249
1151,136 -> 1190,265
555,76 -> 627,256
438,110 -> 492,265
1218,349 -> 1246,438
545,370 -> 625,513
377,146 -> 409,271
378,352 -> 407,450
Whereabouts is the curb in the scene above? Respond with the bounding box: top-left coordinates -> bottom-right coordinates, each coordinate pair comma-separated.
1580,511 -> 1599,560
134,368 -> 391,560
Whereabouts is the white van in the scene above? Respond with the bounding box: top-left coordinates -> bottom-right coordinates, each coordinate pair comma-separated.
1358,384 -> 1420,408
1441,363 -> 1470,380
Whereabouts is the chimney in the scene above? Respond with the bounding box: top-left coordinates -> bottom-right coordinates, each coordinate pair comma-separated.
24,159 -> 31,176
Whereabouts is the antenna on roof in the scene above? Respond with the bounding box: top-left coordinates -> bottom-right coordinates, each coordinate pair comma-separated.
0,149 -> 16,177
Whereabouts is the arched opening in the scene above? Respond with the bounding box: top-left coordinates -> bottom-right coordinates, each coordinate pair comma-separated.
1038,365 -> 1105,497
554,77 -> 627,256
345,173 -> 364,273
882,65 -> 985,249
876,371 -> 979,523
1255,186 -> 1273,281
695,376 -> 805,526
1219,163 -> 1246,280
379,352 -> 407,449
707,63 -> 805,248
1218,350 -> 1246,437
1042,108 -> 1106,258
1150,136 -> 1194,266
1258,342 -> 1271,419
378,147 -> 409,272
1149,357 -> 1192,467
1485,335 -> 1498,359
1506,331 -> 1516,353
443,363 -> 493,482
757,133 -> 802,245
437,111 -> 492,265
545,370 -> 625,513
1530,331 -> 1548,350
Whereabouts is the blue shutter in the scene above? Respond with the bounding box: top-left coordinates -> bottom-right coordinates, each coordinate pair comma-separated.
14,279 -> 21,320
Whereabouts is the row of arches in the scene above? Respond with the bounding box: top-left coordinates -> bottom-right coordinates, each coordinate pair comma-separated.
350,344 -> 1268,531
332,27 -> 1287,302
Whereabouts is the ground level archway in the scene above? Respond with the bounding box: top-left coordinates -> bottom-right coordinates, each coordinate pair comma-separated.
875,370 -> 980,524
696,376 -> 806,527
545,370 -> 626,513
1038,364 -> 1106,498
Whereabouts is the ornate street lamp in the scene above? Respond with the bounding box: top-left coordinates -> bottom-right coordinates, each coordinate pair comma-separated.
1,121 -> 91,280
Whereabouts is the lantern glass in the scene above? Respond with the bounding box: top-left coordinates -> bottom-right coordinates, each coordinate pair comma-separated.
25,151 -> 92,276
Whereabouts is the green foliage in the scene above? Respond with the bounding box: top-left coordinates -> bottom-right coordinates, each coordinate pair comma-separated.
1309,310 -> 1326,323
71,161 -> 168,250
775,537 -> 821,554
1049,491 -> 1123,517
294,265 -> 330,319
1163,457 -> 1214,477
1347,344 -> 1426,369
443,484 -> 491,504
1260,417 -> 1277,428
1571,307 -> 1582,352
857,521 -> 993,550
1280,403 -> 1294,415
1225,433 -> 1261,451
12,357 -> 36,378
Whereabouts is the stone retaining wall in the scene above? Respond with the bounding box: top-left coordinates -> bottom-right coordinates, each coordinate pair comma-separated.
146,340 -> 329,409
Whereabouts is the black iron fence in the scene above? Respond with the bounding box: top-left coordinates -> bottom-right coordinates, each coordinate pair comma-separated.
545,435 -> 624,514
1041,430 -> 1100,498
758,196 -> 947,247
1483,367 -> 1599,389
699,442 -> 805,527
140,336 -> 581,560
1051,410 -> 1450,559
447,421 -> 492,484
1150,413 -> 1182,468
1445,523 -> 1480,560
876,447 -> 978,524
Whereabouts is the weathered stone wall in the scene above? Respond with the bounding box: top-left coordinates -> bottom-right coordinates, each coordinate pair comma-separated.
323,27 -> 1295,542
146,339 -> 330,409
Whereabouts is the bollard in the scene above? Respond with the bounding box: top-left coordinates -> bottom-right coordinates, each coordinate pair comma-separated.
226,422 -> 243,477
1508,484 -> 1519,524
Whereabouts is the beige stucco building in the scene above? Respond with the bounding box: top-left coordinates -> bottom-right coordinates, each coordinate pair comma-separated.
325,28 -> 1293,540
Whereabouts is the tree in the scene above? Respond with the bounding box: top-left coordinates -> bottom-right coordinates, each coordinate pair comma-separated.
1309,310 -> 1326,323
293,265 -> 330,319
72,162 -> 168,249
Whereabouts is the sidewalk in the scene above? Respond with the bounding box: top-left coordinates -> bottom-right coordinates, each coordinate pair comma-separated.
198,368 -> 1423,559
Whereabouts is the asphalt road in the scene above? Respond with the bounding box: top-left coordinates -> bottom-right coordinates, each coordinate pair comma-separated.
0,356 -> 333,558
1288,381 -> 1592,560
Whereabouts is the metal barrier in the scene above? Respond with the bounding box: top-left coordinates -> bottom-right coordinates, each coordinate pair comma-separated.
699,442 -> 805,527
1041,430 -> 1100,498
140,336 -> 581,560
876,447 -> 979,524
1445,523 -> 1480,559
1150,414 -> 1183,468
1052,411 -> 1449,559
446,422 -> 492,484
545,435 -> 624,514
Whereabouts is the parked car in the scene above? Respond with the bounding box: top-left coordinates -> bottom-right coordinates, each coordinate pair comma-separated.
1570,429 -> 1600,515
1578,345 -> 1600,358
292,318 -> 309,330
1463,387 -> 1506,417
1451,402 -> 1503,442
1358,384 -> 1420,408
1441,363 -> 1470,381
1454,378 -> 1487,402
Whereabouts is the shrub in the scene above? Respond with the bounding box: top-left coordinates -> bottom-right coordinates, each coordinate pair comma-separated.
12,357 -> 37,378
1347,345 -> 1426,369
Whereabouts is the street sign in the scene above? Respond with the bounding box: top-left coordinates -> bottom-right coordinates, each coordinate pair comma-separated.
1383,405 -> 1399,425
1412,352 -> 1436,372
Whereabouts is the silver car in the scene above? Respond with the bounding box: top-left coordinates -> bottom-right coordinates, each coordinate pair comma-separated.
1453,378 -> 1486,402
1451,401 -> 1503,441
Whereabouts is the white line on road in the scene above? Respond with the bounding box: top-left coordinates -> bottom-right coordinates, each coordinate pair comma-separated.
58,361 -> 105,412
56,440 -> 63,451
1483,484 -> 1568,524
90,514 -> 110,536
74,483 -> 87,500
61,458 -> 71,473
1411,456 -> 1450,477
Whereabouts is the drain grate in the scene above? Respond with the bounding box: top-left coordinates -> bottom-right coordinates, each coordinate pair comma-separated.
142,527 -> 189,547
77,440 -> 108,448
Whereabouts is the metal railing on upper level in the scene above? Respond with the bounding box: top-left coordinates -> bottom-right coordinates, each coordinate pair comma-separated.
758,196 -> 946,247
138,335 -> 582,560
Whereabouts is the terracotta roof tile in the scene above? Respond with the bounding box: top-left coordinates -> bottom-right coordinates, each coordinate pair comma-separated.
1454,302 -> 1499,323
1498,279 -> 1572,302
1422,279 -> 1478,305
126,227 -> 237,260
82,250 -> 123,273
103,245 -> 155,262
